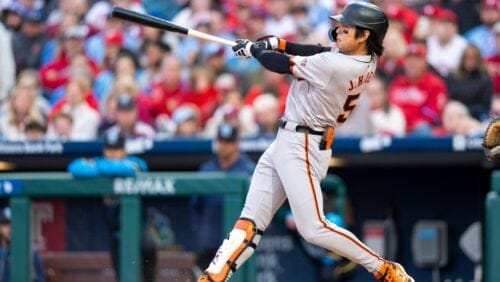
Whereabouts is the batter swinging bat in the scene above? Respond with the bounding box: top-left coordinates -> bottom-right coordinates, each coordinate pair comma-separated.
111,6 -> 236,47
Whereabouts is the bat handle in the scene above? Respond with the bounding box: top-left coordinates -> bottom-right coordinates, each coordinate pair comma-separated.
187,30 -> 236,47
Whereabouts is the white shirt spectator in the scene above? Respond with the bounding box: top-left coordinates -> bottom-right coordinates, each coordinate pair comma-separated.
427,34 -> 468,77
65,103 -> 100,141
370,106 -> 406,137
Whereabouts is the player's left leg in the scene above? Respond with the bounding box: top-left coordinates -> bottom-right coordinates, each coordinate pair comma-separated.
275,131 -> 413,281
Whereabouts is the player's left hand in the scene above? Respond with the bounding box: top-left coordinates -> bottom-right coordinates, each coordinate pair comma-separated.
232,39 -> 253,58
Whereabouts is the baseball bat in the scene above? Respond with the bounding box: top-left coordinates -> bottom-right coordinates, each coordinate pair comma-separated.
111,6 -> 236,47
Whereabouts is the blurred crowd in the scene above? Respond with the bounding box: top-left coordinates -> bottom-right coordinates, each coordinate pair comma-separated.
0,0 -> 498,142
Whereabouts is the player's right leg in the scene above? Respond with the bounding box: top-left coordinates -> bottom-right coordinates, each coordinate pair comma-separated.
198,143 -> 287,281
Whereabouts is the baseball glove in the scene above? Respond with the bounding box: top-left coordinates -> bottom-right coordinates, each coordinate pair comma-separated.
483,117 -> 500,160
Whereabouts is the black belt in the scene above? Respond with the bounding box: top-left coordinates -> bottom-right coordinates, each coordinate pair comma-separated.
278,119 -> 324,136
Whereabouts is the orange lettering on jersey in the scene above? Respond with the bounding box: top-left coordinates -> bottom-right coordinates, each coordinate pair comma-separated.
365,71 -> 374,83
348,80 -> 355,91
358,75 -> 364,87
348,72 -> 375,91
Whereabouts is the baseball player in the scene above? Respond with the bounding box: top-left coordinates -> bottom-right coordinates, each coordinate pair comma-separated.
198,2 -> 414,282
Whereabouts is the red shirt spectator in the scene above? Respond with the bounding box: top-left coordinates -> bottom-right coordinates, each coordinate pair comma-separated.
140,55 -> 189,124
389,43 -> 448,133
181,66 -> 220,126
244,69 -> 290,115
40,26 -> 99,92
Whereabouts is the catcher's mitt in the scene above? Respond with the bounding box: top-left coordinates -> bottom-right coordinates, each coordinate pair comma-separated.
483,117 -> 500,160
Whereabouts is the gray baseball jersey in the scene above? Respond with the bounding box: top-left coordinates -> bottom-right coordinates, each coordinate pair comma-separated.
284,47 -> 377,130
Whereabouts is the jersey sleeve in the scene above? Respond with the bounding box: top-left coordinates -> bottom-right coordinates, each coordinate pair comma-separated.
290,53 -> 334,89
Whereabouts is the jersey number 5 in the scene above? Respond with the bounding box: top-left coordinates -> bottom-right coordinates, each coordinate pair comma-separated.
336,93 -> 360,124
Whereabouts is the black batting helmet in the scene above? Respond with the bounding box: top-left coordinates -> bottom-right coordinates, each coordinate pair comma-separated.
328,1 -> 389,46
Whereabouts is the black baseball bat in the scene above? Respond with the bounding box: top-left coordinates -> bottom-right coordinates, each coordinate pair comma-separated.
111,6 -> 235,46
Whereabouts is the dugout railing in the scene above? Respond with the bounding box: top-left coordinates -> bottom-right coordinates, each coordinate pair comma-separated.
0,172 -> 253,282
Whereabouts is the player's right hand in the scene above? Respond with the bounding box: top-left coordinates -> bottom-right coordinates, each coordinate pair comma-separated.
255,35 -> 280,51
232,39 -> 253,58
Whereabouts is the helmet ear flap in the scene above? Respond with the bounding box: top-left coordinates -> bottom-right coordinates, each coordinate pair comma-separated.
328,27 -> 338,42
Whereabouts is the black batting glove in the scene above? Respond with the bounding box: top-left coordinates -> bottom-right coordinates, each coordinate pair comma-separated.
232,39 -> 254,58
255,35 -> 286,52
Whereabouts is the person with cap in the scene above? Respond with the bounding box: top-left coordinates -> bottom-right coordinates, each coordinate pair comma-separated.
199,2 -> 414,281
194,122 -> 256,269
106,93 -> 155,139
11,8 -> 48,73
388,42 -> 448,136
426,8 -> 468,78
0,207 -> 45,282
1,1 -> 24,32
39,24 -> 99,92
67,130 -> 157,281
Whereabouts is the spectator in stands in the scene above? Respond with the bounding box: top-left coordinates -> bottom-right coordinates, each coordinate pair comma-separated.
24,119 -> 46,141
143,55 -> 189,124
389,43 -> 448,136
252,93 -> 280,136
367,76 -> 406,137
203,91 -> 258,138
426,8 -> 468,78
171,0 -> 212,31
40,25 -> 99,93
139,38 -> 171,91
486,22 -> 500,94
40,12 -> 80,66
195,122 -> 256,268
436,100 -> 486,136
85,14 -> 134,68
464,0 -> 499,58
1,2 -> 24,33
264,0 -> 297,39
0,86 -> 45,141
107,94 -> 155,140
383,3 -> 418,43
12,8 -> 48,73
46,0 -> 89,36
94,50 -> 141,103
183,65 -> 220,126
46,112 -> 73,141
245,69 -> 290,115
0,16 -> 15,104
377,26 -> 407,83
446,44 -> 494,121
170,105 -> 203,138
67,130 -> 157,282
49,72 -> 100,140
15,69 -> 51,118
0,207 -> 45,282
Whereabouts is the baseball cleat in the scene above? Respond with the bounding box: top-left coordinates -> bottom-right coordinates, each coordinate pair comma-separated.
374,261 -> 415,282
197,274 -> 211,281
